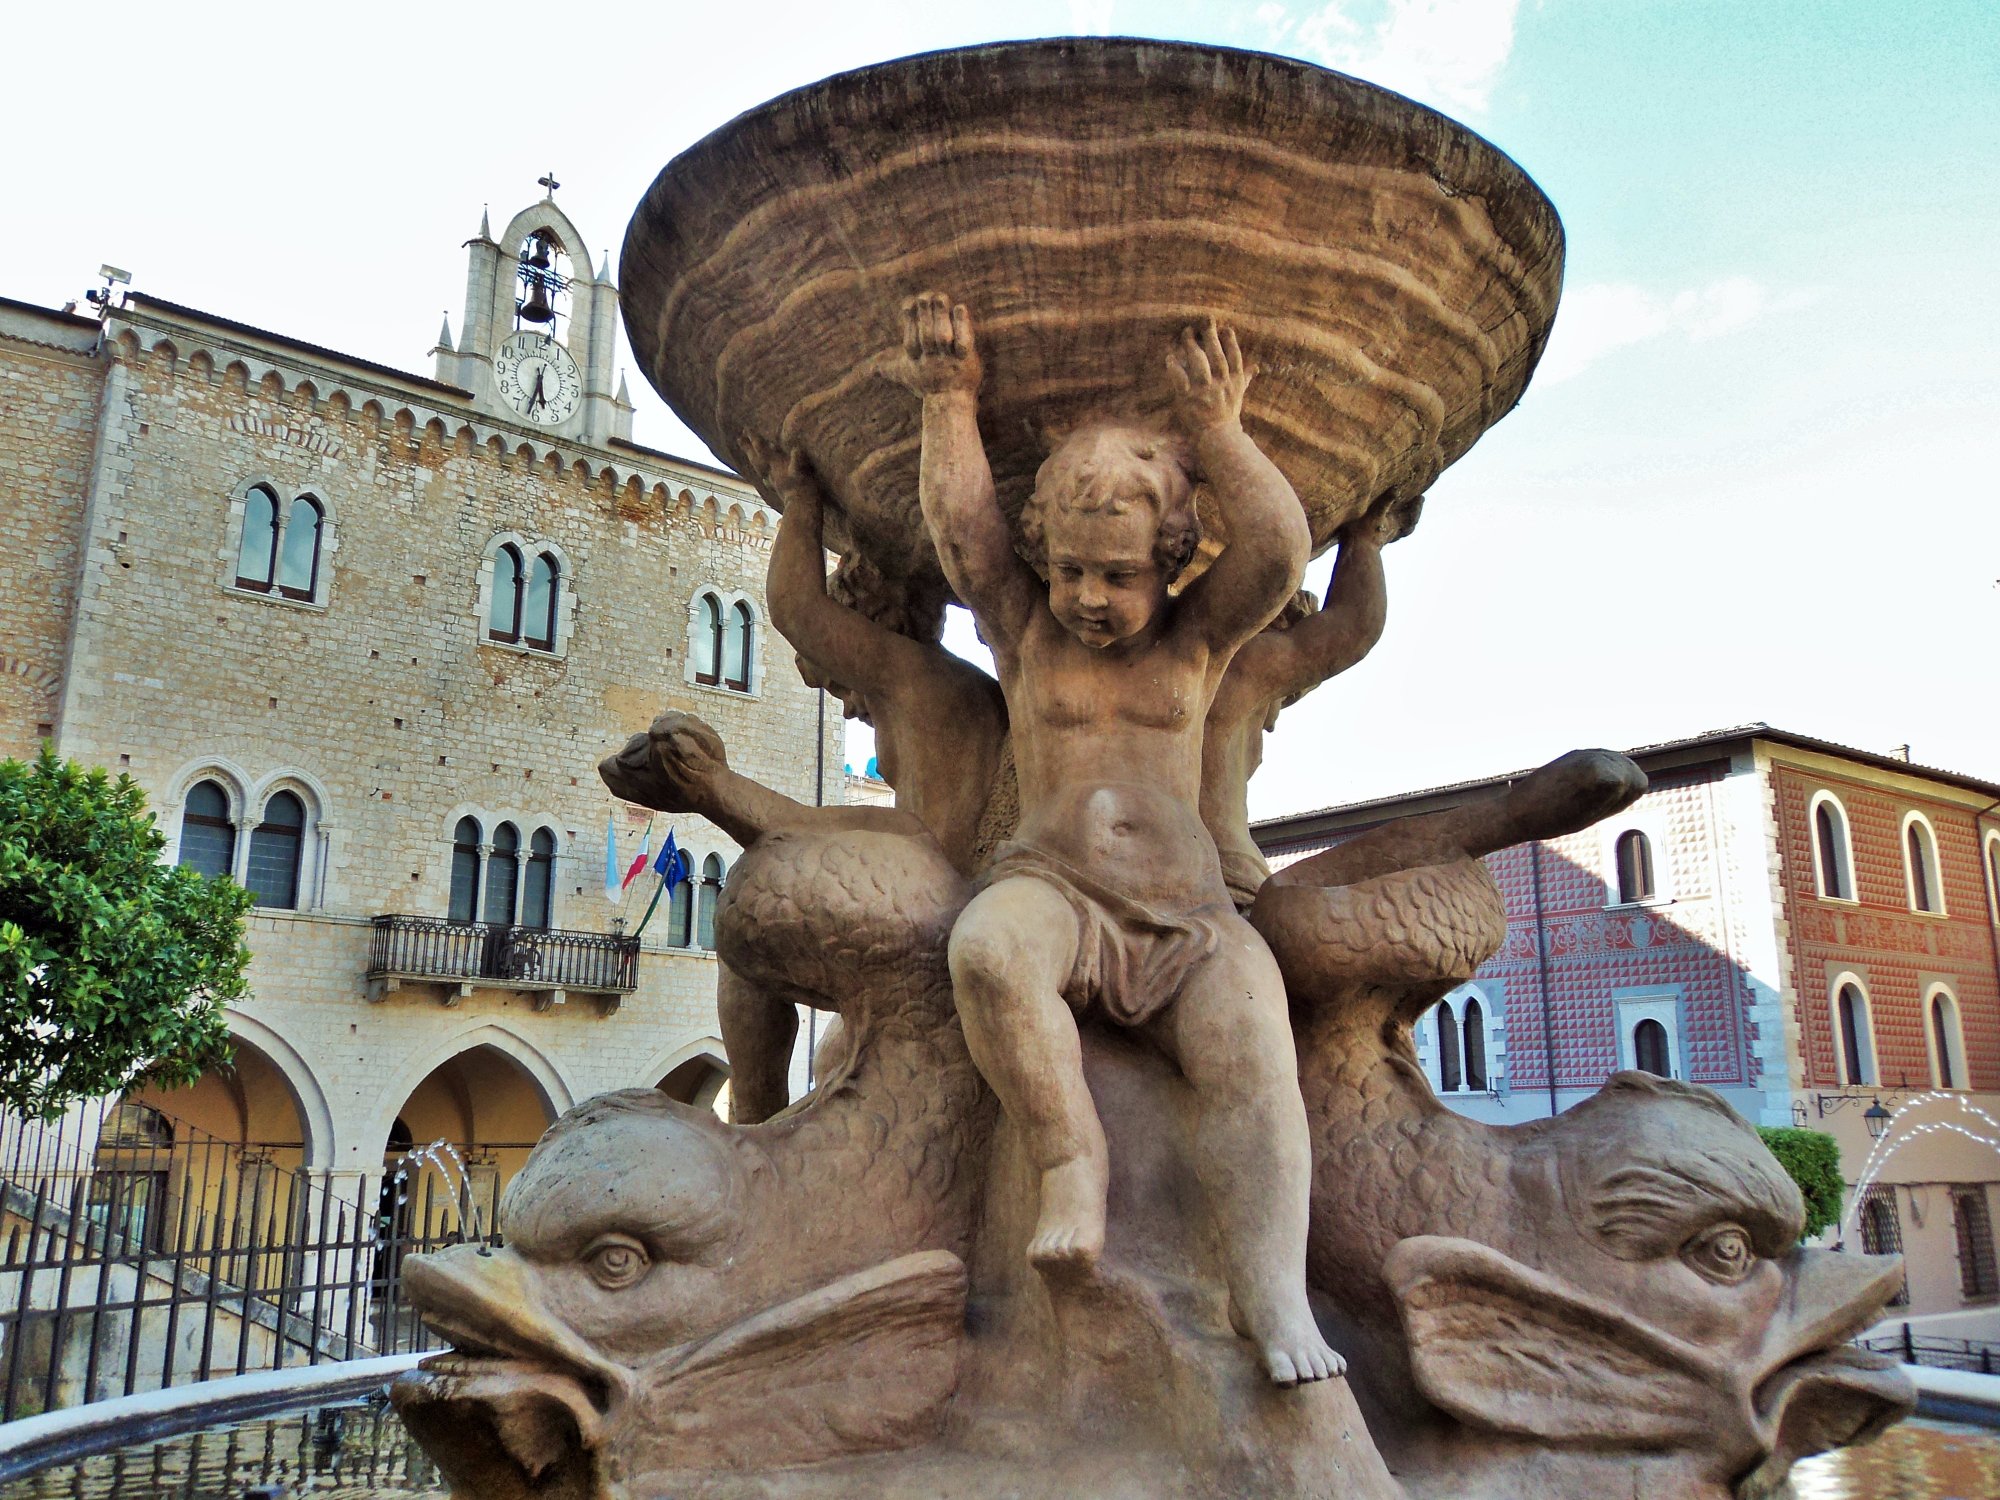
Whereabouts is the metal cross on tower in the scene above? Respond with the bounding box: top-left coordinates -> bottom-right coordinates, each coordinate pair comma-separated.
538,172 -> 561,198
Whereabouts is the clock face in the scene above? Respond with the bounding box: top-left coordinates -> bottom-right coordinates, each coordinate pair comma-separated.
495,332 -> 582,426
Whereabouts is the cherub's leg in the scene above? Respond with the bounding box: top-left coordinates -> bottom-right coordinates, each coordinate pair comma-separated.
718,962 -> 799,1125
947,878 -> 1102,1271
1152,924 -> 1342,1386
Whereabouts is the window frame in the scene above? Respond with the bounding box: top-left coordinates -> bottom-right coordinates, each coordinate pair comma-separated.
245,790 -> 307,910
693,592 -> 724,686
1985,829 -> 2000,926
1613,829 -> 1656,906
1952,1188 -> 1999,1301
1830,973 -> 1877,1087
1615,992 -> 1683,1080
488,543 -> 526,645
1809,792 -> 1857,903
1902,811 -> 1946,916
522,827 -> 557,929
1461,995 -> 1489,1092
724,600 -> 754,692
1434,998 -> 1463,1094
275,494 -> 324,601
449,817 -> 484,923
1926,984 -> 1969,1091
234,483 -> 280,592
177,778 -> 238,882
695,853 -> 725,951
523,553 -> 560,653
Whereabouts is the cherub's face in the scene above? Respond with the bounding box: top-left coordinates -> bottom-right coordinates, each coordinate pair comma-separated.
1043,503 -> 1170,649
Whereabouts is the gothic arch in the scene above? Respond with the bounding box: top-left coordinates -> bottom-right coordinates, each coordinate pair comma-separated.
360,1023 -> 576,1159
222,1011 -> 336,1170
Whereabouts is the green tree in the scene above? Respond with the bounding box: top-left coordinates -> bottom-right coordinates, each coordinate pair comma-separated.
0,746 -> 247,1119
1757,1125 -> 1846,1241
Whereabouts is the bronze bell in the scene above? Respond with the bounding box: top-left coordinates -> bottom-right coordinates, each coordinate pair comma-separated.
518,279 -> 555,324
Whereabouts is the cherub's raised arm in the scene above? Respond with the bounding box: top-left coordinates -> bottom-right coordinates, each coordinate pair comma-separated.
1244,493 -> 1420,705
1170,322 -> 1311,657
750,437 -> 934,697
883,293 -> 1037,644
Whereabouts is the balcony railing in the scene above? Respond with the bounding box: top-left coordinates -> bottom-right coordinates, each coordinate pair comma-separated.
367,915 -> 639,1005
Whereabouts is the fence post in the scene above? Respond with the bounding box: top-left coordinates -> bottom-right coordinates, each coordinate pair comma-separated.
1902,1322 -> 1915,1364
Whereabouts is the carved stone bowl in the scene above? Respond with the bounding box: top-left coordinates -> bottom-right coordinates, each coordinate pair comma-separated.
622,38 -> 1564,588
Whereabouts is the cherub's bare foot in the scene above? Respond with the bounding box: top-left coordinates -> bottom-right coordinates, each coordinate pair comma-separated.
1027,1156 -> 1108,1274
1240,1295 -> 1344,1386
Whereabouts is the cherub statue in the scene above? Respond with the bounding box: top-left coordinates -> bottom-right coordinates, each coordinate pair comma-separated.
886,293 -> 1340,1386
1204,492 -> 1422,909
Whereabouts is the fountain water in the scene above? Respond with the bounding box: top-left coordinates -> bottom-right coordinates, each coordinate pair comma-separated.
1842,1092 -> 2000,1239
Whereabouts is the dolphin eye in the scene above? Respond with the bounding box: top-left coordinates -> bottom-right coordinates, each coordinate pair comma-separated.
583,1236 -> 651,1290
1682,1224 -> 1756,1285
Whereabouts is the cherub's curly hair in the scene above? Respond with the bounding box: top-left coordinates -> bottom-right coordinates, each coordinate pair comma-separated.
825,552 -> 949,644
1016,419 -> 1202,581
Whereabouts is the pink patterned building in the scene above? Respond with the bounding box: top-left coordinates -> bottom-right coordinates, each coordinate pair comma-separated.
1255,725 -> 2000,1332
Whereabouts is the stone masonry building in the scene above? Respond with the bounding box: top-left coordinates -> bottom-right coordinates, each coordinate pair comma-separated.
0,189 -> 838,1230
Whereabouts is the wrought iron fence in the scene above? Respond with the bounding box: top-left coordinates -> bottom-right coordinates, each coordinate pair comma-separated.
1860,1325 -> 2000,1374
0,1098 -> 495,1423
367,914 -> 639,992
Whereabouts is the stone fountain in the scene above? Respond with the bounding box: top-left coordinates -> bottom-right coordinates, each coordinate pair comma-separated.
387,39 -> 1915,1500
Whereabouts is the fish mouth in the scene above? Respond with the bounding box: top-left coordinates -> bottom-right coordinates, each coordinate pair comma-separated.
1736,1343 -> 1914,1499
400,1245 -> 630,1416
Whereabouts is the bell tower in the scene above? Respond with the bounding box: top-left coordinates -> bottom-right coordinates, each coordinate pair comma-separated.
434,177 -> 633,445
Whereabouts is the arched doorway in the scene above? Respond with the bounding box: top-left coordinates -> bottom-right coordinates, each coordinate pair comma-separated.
103,1033 -> 318,1290
658,1055 -> 732,1119
379,1044 -> 561,1241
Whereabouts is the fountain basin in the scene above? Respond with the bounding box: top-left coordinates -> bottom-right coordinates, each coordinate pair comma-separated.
621,38 -> 1564,588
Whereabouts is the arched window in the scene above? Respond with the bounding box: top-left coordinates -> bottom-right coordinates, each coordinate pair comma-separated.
1835,980 -> 1875,1086
1812,795 -> 1853,901
277,495 -> 323,599
1462,997 -> 1487,1091
724,601 -> 754,691
696,853 -> 725,951
449,817 -> 483,922
178,779 -> 235,880
488,544 -> 525,644
1929,987 -> 1967,1090
1614,830 -> 1655,904
693,593 -> 724,685
246,791 -> 306,909
235,484 -> 279,591
1633,1019 -> 1672,1078
669,866 -> 695,947
485,821 -> 520,925
1987,832 -> 2000,924
1435,1002 -> 1462,1093
524,553 -> 559,652
1905,815 -> 1944,914
522,828 -> 556,929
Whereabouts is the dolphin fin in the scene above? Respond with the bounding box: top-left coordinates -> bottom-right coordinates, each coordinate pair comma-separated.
630,1249 -> 968,1471
1385,1235 -> 1726,1446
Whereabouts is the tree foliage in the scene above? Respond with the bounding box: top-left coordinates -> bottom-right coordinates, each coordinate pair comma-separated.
1756,1125 -> 1846,1241
0,746 -> 247,1119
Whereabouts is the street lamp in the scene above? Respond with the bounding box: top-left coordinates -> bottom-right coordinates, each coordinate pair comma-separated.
1864,1097 -> 1893,1140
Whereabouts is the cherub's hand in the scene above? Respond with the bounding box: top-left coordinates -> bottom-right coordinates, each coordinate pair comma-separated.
597,712 -> 730,814
740,432 -> 821,519
883,292 -> 982,398
1345,492 -> 1425,549
1166,319 -> 1254,435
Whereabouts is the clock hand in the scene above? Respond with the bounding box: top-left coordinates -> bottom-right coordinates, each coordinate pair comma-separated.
528,367 -> 548,413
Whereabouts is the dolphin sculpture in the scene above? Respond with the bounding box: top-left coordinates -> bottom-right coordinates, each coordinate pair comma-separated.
1251,750 -> 1917,1500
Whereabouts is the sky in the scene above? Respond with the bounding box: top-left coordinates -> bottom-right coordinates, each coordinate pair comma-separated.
10,1 -> 1995,818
